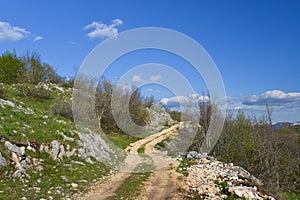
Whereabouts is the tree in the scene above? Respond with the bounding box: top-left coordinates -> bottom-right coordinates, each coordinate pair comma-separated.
0,51 -> 25,84
198,91 -> 212,137
95,79 -> 115,131
22,51 -> 45,84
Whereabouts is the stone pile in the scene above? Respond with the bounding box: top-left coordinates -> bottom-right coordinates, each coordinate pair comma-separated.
181,152 -> 275,200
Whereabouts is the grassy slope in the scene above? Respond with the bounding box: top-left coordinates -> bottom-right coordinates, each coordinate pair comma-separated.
0,84 -> 113,199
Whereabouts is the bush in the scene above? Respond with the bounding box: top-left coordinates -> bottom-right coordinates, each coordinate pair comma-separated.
0,87 -> 8,99
51,99 -> 73,121
19,85 -> 51,100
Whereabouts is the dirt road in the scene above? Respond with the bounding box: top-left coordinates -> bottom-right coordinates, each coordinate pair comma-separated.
81,124 -> 182,200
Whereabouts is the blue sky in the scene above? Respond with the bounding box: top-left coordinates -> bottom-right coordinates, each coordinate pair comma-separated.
0,0 -> 299,122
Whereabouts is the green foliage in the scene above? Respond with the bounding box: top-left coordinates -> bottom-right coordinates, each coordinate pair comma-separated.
51,98 -> 73,121
0,86 -> 8,99
177,158 -> 197,176
0,51 -> 25,84
95,79 -> 150,133
0,50 -> 64,85
211,109 -> 300,196
169,110 -> 181,122
214,180 -> 229,190
137,145 -> 145,154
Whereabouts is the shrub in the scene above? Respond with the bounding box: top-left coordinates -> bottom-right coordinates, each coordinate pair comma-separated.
51,99 -> 73,121
19,85 -> 51,100
0,87 -> 8,99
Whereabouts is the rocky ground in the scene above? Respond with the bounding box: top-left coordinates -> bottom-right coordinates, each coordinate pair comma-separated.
178,151 -> 275,200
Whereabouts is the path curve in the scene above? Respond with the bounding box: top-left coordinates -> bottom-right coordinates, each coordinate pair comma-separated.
81,124 -> 182,200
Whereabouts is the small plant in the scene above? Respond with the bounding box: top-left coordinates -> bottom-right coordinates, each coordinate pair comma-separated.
137,145 -> 145,154
214,180 -> 229,190
177,158 -> 197,176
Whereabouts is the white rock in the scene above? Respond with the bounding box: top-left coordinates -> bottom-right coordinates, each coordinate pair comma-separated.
71,183 -> 78,188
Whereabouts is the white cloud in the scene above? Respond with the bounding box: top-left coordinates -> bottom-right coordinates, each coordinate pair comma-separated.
149,74 -> 162,82
159,94 -> 209,109
84,18 -> 123,39
0,21 -> 30,41
243,90 -> 300,107
0,21 -> 42,42
147,89 -> 161,94
132,75 -> 144,83
33,36 -> 43,42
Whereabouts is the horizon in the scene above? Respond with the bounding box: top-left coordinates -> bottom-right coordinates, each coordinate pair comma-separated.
0,0 -> 299,122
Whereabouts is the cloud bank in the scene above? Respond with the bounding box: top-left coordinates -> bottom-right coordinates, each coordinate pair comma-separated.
243,90 -> 300,106
84,18 -> 123,39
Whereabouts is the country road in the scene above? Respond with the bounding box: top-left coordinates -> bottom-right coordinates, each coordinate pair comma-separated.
81,124 -> 182,200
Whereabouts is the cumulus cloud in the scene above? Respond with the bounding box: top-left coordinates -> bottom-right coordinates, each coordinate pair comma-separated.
243,90 -> 300,107
84,18 -> 123,39
0,21 -> 42,42
0,21 -> 31,41
132,75 -> 144,83
149,74 -> 162,82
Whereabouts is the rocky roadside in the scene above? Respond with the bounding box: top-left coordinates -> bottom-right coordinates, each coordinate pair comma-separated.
178,151 -> 275,200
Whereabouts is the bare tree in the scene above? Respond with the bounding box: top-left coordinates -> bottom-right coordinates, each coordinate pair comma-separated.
198,91 -> 212,137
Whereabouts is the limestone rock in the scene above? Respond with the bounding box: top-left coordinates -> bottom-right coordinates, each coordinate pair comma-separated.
71,183 -> 78,188
5,141 -> 22,156
228,186 -> 263,200
0,152 -> 7,167
180,156 -> 274,200
50,140 -> 60,160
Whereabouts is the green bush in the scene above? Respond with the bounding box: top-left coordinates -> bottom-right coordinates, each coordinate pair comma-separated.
0,87 -> 8,99
51,99 -> 73,121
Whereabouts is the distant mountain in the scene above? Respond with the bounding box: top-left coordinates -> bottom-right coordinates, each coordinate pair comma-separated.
273,122 -> 293,129
292,121 -> 300,126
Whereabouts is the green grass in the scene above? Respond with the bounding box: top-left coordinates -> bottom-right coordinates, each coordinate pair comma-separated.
0,153 -> 110,199
107,160 -> 153,200
279,192 -> 300,200
107,172 -> 151,200
0,83 -> 110,199
155,140 -> 167,150
137,145 -> 145,154
107,134 -> 140,149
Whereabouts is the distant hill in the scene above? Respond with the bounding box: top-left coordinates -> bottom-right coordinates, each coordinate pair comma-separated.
273,122 -> 293,129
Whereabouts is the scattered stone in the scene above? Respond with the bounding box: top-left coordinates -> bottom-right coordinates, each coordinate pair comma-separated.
5,141 -> 22,156
71,160 -> 86,166
35,165 -> 44,172
71,183 -> 78,189
180,156 -> 274,200
228,186 -> 262,200
0,152 -> 7,167
66,148 -> 77,157
39,143 -> 45,152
